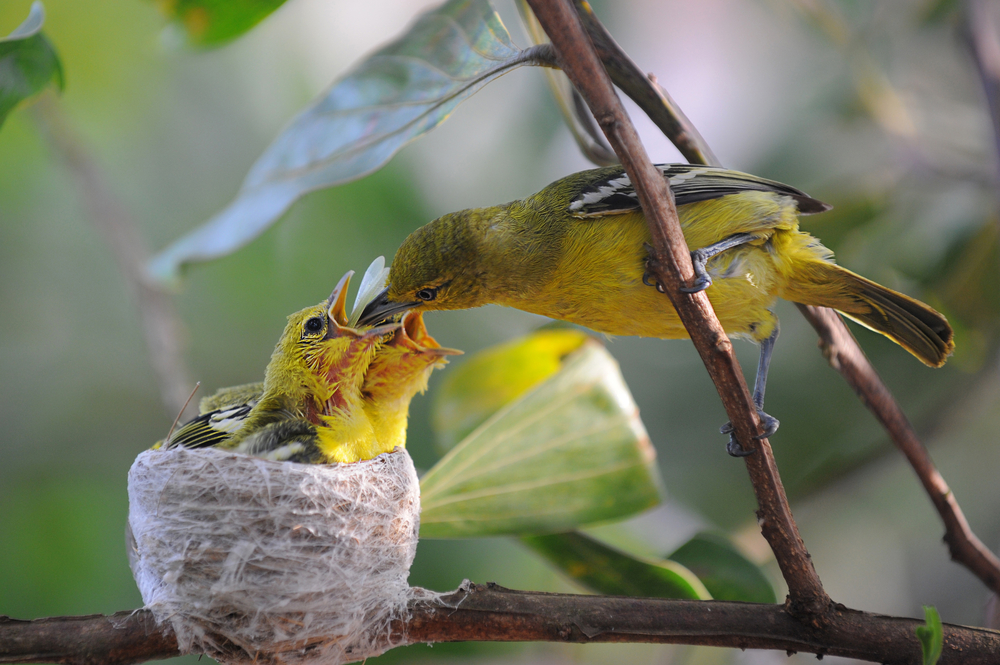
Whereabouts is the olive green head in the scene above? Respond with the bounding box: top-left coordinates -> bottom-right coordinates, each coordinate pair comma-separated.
355,210 -> 497,326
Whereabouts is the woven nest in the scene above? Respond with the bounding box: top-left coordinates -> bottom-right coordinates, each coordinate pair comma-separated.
127,447 -> 421,664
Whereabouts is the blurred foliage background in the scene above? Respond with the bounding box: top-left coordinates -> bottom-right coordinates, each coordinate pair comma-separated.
2,1 -> 999,664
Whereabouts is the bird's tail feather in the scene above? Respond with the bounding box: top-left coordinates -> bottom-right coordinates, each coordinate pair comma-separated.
781,261 -> 954,367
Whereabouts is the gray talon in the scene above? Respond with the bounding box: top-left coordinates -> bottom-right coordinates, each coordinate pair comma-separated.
680,273 -> 712,293
721,408 -> 778,456
726,435 -> 755,457
754,412 -> 780,440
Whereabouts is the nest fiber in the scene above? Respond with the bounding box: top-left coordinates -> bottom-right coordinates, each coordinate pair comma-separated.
127,447 -> 420,664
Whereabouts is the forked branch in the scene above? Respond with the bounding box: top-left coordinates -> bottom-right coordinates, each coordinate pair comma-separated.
523,0 -> 830,617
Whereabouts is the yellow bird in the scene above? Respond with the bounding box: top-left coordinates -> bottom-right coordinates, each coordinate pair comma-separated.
163,271 -> 397,463
357,164 -> 954,454
361,310 -> 461,451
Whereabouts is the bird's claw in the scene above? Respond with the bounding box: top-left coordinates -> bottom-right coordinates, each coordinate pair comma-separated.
726,434 -> 755,457
721,409 -> 779,457
681,249 -> 714,293
754,412 -> 780,439
680,273 -> 712,293
642,244 -> 667,293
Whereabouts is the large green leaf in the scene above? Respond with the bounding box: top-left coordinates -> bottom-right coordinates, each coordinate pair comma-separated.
420,338 -> 663,538
667,532 -> 776,603
148,0 -> 547,284
521,531 -> 709,600
151,0 -> 289,47
432,328 -> 590,452
0,2 -> 63,129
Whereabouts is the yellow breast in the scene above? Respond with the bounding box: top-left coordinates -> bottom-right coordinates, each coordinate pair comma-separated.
498,193 -> 801,342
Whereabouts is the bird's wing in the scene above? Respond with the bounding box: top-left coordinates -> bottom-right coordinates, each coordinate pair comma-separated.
235,418 -> 323,463
567,164 -> 830,218
165,400 -> 256,449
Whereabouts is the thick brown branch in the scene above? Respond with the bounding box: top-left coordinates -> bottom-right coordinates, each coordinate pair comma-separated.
797,304 -> 1000,595
523,0 -> 829,616
0,611 -> 177,665
4,586 -> 1000,665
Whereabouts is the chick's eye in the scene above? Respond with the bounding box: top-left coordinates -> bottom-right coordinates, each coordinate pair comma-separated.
416,287 -> 438,302
304,317 -> 324,333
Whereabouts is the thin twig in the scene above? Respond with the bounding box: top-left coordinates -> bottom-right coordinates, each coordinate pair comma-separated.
797,304 -> 1000,595
30,97 -> 194,417
4,586 -> 1000,665
523,0 -> 830,618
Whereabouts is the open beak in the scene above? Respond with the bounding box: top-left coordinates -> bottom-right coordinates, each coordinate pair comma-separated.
355,286 -> 420,327
399,310 -> 462,357
325,270 -> 355,332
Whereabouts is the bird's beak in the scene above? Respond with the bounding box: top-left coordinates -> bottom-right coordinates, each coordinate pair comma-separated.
355,286 -> 420,327
399,311 -> 462,357
326,270 -> 355,332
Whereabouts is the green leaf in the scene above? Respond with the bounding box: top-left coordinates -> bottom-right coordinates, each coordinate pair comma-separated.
431,329 -> 590,452
148,0 -> 546,285
667,532 -> 776,603
915,605 -> 943,665
152,0 -> 289,47
419,339 -> 663,538
521,531 -> 709,600
0,1 -> 64,129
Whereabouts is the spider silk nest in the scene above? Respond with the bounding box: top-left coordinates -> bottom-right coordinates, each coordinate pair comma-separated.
127,446 -> 424,664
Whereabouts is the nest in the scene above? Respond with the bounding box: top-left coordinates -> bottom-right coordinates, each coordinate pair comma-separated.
127,447 -> 420,664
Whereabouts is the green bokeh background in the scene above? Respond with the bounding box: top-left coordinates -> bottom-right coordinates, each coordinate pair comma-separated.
2,1 -> 999,664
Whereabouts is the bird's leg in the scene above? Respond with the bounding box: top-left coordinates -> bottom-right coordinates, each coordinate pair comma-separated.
722,323 -> 780,457
680,232 -> 761,293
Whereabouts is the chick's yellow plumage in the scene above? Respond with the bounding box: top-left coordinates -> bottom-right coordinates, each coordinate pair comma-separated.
161,262 -> 457,463
361,310 -> 460,451
163,271 -> 395,464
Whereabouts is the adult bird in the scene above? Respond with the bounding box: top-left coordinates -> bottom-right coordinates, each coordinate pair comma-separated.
357,164 -> 954,455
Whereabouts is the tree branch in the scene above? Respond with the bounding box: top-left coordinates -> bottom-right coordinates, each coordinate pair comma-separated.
797,305 -> 1000,595
523,0 -> 830,617
4,586 -> 1000,665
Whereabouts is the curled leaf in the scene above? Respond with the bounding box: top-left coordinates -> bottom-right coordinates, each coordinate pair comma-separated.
420,337 -> 663,538
148,0 -> 548,284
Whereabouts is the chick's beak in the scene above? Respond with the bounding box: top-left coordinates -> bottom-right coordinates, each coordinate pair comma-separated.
355,286 -> 421,327
399,311 -> 462,357
325,270 -> 355,332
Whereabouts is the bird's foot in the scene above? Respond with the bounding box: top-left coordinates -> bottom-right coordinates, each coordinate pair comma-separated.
720,409 -> 779,457
642,243 -> 667,293
643,244 -> 714,293
679,248 -> 713,293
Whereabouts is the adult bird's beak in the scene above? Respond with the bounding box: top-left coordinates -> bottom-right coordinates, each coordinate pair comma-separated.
355,286 -> 420,327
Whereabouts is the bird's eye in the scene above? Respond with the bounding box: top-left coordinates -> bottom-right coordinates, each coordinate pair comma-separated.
415,287 -> 438,302
304,317 -> 324,333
